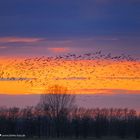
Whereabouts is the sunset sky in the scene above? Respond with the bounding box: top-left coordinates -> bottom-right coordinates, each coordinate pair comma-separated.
0,0 -> 140,108
0,0 -> 140,57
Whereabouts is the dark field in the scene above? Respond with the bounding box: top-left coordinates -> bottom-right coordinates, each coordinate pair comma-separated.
0,137 -> 139,140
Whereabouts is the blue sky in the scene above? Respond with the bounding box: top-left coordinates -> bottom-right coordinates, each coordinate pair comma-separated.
0,0 -> 140,57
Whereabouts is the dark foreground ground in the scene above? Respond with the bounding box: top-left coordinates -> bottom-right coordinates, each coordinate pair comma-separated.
0,137 -> 139,140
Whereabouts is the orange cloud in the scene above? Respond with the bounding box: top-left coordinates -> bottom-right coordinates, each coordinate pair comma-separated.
74,89 -> 140,94
48,47 -> 70,53
0,37 -> 44,43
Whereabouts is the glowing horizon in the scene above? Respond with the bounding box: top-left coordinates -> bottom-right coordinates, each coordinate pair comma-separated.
0,53 -> 139,95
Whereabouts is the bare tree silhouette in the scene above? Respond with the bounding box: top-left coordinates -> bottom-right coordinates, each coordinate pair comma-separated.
39,85 -> 76,137
39,85 -> 75,117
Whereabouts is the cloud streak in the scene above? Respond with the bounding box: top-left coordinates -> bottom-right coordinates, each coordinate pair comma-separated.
48,47 -> 70,53
0,37 -> 45,43
0,46 -> 7,49
55,77 -> 89,80
0,77 -> 35,81
98,77 -> 140,80
75,89 -> 140,94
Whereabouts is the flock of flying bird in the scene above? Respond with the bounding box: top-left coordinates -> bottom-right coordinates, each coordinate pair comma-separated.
0,51 -> 139,93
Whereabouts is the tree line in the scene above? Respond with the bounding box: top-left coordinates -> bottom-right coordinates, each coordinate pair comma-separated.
0,106 -> 140,138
